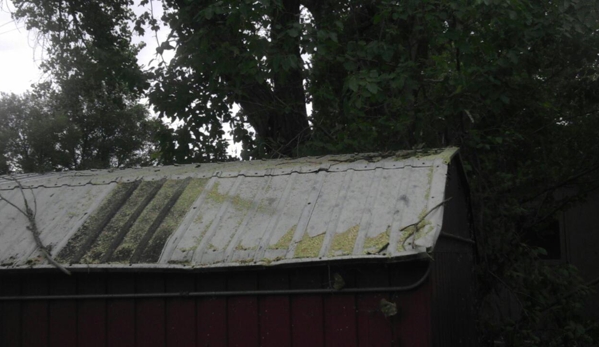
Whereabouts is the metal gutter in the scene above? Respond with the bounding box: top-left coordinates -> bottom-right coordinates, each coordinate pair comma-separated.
0,262 -> 432,302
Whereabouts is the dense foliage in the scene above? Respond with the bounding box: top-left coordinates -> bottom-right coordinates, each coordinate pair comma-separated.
1,0 -> 164,173
10,0 -> 599,344
0,86 -> 162,173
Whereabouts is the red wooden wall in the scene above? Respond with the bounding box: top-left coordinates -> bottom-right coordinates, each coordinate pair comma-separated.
0,263 -> 432,347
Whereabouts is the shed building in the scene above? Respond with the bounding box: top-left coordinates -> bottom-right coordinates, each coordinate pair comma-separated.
0,147 -> 474,347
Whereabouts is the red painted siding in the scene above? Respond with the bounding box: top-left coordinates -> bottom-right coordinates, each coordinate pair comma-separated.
21,277 -> 49,347
166,274 -> 196,347
49,277 -> 77,347
136,275 -> 166,347
77,275 -> 107,347
107,274 -> 135,347
0,275 -> 21,347
0,264 -> 435,347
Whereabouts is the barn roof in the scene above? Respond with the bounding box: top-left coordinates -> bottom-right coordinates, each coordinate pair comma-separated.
0,148 -> 460,271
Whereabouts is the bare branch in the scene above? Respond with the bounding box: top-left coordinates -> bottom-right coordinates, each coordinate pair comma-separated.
1,176 -> 70,275
401,197 -> 452,249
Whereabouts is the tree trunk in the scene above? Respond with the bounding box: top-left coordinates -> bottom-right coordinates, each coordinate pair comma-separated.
268,0 -> 310,155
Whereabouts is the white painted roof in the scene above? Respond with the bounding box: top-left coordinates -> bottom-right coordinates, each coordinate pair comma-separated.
0,148 -> 459,270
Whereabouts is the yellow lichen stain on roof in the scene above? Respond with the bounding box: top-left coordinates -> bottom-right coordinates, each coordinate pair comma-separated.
363,227 -> 390,254
262,256 -> 285,265
231,195 -> 254,210
206,181 -> 256,211
235,243 -> 256,251
397,226 -> 414,252
269,225 -> 296,250
207,181 -> 226,203
140,178 -> 208,262
328,224 -> 360,257
295,232 -> 325,258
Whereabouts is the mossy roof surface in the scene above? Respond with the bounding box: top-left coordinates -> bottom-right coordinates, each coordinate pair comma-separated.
0,147 -> 461,270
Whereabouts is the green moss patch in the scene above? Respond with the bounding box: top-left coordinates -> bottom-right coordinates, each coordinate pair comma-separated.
81,180 -> 163,263
56,182 -> 133,263
138,178 -> 208,262
110,180 -> 182,262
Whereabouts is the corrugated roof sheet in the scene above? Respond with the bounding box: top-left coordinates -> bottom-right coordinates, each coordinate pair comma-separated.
0,148 -> 459,270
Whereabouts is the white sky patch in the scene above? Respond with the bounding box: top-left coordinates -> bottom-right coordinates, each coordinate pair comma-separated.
0,2 -> 44,94
0,1 -> 306,157
132,0 -> 175,71
0,0 -> 174,94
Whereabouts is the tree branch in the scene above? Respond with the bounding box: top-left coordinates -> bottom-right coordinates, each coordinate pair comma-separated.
1,176 -> 70,275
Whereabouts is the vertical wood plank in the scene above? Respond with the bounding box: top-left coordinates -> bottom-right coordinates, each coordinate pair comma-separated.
390,265 -> 432,347
258,271 -> 291,347
135,274 -> 166,347
356,267 -> 393,347
392,287 -> 432,347
165,274 -> 196,347
107,274 -> 136,347
0,275 -> 22,347
49,276 -> 77,347
324,294 -> 358,347
290,268 -> 325,347
227,272 -> 259,347
22,275 -> 49,347
197,273 -> 227,347
78,274 -> 107,347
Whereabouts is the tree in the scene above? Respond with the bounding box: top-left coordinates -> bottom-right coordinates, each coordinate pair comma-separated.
0,91 -> 63,173
11,0 -> 599,344
7,0 -> 166,172
0,87 -> 163,173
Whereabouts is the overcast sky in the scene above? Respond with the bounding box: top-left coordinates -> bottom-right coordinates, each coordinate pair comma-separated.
0,2 -> 40,94
0,1 -> 253,156
0,0 -> 171,95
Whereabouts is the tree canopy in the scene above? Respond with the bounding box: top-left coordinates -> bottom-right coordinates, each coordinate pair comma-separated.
0,85 -> 163,173
9,0 -> 599,344
1,0 -> 164,173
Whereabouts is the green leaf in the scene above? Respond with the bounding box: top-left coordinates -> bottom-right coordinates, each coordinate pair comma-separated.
366,82 -> 379,94
343,60 -> 357,71
347,77 -> 359,92
204,8 -> 213,20
287,28 -> 300,38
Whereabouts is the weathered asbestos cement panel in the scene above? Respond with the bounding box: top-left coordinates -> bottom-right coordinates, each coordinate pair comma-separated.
0,148 -> 459,270
0,184 -> 115,266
